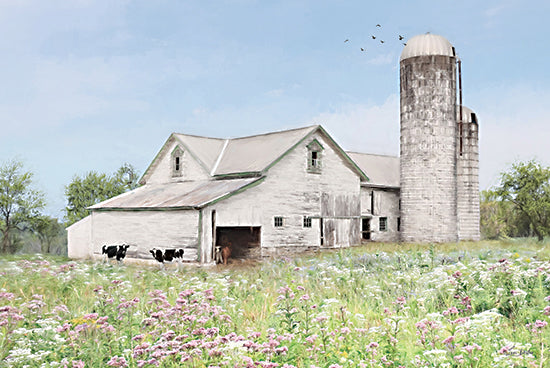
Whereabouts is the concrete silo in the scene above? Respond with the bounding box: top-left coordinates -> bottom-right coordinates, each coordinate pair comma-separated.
457,106 -> 480,241
399,33 -> 458,243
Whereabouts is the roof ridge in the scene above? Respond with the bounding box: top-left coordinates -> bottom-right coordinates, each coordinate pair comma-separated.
346,151 -> 399,158
173,132 -> 226,140
210,139 -> 230,176
228,125 -> 319,141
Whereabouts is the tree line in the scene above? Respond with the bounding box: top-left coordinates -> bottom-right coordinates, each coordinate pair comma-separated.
480,160 -> 550,241
1,158 -> 549,254
0,159 -> 139,254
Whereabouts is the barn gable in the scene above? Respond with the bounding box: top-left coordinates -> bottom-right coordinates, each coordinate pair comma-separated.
140,125 -> 368,182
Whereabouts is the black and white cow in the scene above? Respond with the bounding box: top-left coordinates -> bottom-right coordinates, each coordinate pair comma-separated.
150,248 -> 184,270
102,244 -> 130,264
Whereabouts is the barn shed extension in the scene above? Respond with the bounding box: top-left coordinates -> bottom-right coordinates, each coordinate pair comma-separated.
67,125 -> 398,264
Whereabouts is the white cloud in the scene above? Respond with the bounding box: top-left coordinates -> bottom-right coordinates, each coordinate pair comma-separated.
307,95 -> 400,156
472,83 -> 550,189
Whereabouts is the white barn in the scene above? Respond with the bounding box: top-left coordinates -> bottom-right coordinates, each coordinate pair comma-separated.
67,125 -> 401,263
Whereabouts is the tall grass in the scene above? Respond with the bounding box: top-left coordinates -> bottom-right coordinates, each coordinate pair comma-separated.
1,241 -> 549,367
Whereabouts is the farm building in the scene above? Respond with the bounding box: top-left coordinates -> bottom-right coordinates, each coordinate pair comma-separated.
67,33 -> 480,263
67,125 -> 402,263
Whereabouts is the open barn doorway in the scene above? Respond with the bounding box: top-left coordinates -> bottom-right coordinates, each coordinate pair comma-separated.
215,227 -> 261,260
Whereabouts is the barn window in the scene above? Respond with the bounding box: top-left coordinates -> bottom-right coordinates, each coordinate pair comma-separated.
397,217 -> 401,232
172,146 -> 184,177
274,216 -> 284,227
379,217 -> 388,232
303,216 -> 312,228
307,140 -> 324,173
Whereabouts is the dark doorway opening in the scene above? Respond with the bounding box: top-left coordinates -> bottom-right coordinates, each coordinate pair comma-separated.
362,218 -> 371,240
215,227 -> 261,259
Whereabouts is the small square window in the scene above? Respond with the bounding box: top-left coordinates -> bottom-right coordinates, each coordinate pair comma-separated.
274,216 -> 284,227
303,216 -> 312,228
379,217 -> 388,232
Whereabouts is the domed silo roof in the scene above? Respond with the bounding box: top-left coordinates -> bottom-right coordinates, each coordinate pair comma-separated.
400,33 -> 455,61
457,106 -> 478,124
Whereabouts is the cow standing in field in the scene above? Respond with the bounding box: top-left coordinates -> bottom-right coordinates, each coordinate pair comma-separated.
150,248 -> 184,270
102,244 -> 130,264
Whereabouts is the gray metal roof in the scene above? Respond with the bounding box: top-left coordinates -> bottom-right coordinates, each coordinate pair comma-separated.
141,124 -> 368,188
173,134 -> 226,173
214,126 -> 318,175
89,178 -> 263,210
347,152 -> 400,188
400,33 -> 454,61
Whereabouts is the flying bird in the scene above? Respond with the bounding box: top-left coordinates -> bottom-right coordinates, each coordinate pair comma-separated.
403,42 -> 407,46
371,35 -> 376,39
380,40 -> 385,44
399,35 -> 404,40
344,39 -> 349,43
361,47 -> 365,51
376,24 -> 381,27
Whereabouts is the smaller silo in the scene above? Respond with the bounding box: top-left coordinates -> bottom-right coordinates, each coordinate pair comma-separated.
456,106 -> 480,241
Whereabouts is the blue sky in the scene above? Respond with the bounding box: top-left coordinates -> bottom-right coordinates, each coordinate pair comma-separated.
1,0 -> 549,218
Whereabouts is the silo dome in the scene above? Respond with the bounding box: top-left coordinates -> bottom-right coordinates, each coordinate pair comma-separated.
400,33 -> 455,61
457,106 -> 476,123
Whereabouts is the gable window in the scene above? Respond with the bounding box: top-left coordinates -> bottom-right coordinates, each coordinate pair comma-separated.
307,140 -> 324,173
303,216 -> 312,228
274,216 -> 284,227
172,146 -> 184,177
379,217 -> 388,232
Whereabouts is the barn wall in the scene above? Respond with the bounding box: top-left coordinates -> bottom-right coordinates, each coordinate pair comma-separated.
368,188 -> 400,242
204,130 -> 362,257
90,210 -> 200,261
67,215 -> 93,259
147,139 -> 210,184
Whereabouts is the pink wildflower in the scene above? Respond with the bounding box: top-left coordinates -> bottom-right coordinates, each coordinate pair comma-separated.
107,356 -> 128,367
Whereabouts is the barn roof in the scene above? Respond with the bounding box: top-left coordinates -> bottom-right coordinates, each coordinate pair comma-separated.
141,125 -> 368,182
89,177 -> 264,210
347,152 -> 400,189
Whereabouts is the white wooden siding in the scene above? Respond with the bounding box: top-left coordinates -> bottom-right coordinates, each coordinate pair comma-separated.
360,188 -> 400,242
90,210 -> 200,261
147,140 -> 210,184
67,215 -> 93,259
202,131 -> 362,256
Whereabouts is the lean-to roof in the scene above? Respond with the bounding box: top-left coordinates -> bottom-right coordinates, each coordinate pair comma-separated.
89,177 -> 264,210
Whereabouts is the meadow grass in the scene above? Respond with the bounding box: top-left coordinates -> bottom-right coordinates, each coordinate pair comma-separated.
1,240 -> 549,367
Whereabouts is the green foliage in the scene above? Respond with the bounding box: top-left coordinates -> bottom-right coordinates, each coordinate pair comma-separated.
64,163 -> 139,226
492,160 -> 550,241
0,159 -> 45,253
32,216 -> 66,254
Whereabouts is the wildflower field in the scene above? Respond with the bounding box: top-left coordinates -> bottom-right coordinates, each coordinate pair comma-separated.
1,241 -> 550,368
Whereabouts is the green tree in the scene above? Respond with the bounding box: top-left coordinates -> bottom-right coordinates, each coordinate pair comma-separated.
65,163 -> 139,226
493,160 -> 550,241
33,215 -> 65,253
0,159 -> 45,253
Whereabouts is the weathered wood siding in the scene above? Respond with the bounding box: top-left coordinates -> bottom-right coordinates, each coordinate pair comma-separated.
67,215 -> 93,259
201,131 -> 362,258
360,188 -> 400,242
147,139 -> 210,184
90,210 -> 200,261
